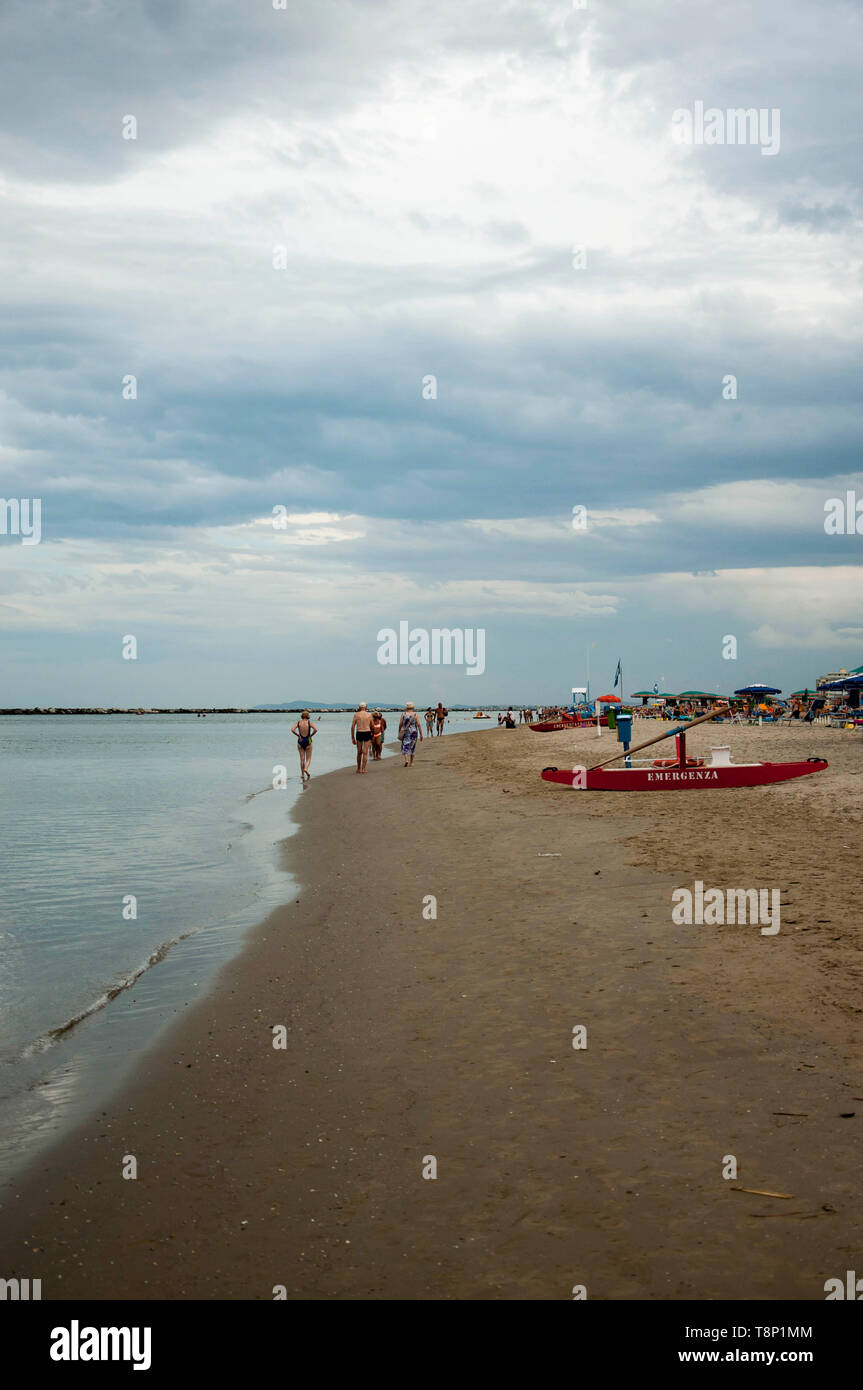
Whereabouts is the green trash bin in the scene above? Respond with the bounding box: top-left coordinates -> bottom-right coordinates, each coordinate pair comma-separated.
606,706 -> 617,730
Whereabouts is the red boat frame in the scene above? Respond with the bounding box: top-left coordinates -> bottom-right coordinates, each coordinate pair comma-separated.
530,715 -> 608,732
540,719 -> 828,789
541,758 -> 828,790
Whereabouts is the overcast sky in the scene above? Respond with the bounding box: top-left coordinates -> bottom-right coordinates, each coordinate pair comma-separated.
1,0 -> 861,705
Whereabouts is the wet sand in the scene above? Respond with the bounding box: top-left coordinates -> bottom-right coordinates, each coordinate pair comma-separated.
0,721 -> 861,1299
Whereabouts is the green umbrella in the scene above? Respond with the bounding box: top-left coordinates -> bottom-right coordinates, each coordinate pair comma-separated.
678,690 -> 719,698
630,690 -> 656,697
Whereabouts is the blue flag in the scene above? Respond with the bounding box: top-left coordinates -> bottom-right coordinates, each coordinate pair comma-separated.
614,660 -> 622,689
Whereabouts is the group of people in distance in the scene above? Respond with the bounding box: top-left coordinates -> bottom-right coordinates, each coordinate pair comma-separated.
352,702 -> 448,770
424,703 -> 449,737
291,702 -> 451,781
347,704 -> 390,772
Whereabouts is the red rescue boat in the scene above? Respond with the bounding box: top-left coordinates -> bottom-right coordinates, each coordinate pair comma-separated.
539,703 -> 828,790
541,759 -> 828,790
529,714 -> 608,732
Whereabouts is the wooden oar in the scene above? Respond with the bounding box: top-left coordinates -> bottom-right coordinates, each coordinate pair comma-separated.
588,704 -> 730,771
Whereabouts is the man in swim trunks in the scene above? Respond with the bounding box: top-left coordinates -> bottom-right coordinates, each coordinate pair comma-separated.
351,702 -> 375,773
371,710 -> 387,759
291,710 -> 318,781
435,702 -> 447,736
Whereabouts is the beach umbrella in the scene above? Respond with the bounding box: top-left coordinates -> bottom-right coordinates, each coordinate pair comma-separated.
630,690 -> 656,698
656,692 -> 677,699
733,684 -> 781,696
820,673 -> 863,690
596,693 -> 621,703
678,690 -> 719,698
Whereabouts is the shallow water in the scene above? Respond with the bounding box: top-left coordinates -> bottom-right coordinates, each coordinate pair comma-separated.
0,710 -> 496,1183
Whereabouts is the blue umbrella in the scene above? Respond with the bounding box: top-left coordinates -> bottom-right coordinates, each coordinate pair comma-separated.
734,684 -> 782,695
820,674 -> 863,690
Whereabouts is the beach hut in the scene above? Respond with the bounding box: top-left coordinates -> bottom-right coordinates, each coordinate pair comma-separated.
630,690 -> 655,706
676,690 -> 720,717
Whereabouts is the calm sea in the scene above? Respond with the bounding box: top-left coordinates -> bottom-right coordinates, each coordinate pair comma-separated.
0,710 -> 495,1184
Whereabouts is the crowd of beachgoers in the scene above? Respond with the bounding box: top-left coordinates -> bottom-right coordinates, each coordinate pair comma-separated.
286,691 -> 861,783
290,702 -> 454,778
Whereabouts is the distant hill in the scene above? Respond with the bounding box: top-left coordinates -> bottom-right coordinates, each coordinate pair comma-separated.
250,701 -> 498,711
251,701 -> 401,711
251,701 -> 337,710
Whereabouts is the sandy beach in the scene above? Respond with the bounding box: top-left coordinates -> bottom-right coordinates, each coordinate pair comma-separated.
1,721 -> 861,1300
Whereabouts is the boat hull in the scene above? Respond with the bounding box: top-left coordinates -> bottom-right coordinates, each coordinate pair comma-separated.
541,759 -> 828,790
529,717 -> 608,732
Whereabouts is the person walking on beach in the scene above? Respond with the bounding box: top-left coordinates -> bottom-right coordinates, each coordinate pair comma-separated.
351,702 -> 375,773
424,707 -> 435,736
371,710 -> 387,760
435,702 -> 447,736
399,702 -> 423,766
291,710 -> 318,782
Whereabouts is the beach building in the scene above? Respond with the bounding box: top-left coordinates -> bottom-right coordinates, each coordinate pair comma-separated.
817,666 -> 861,708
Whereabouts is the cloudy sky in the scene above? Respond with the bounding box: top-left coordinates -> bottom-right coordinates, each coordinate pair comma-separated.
1,0 -> 861,705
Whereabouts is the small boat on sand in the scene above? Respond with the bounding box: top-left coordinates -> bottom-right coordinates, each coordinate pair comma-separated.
540,704 -> 828,790
542,758 -> 828,790
530,714 -> 608,732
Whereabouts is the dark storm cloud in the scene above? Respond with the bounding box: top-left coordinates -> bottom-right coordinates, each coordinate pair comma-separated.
0,0 -> 562,181
0,0 -> 860,588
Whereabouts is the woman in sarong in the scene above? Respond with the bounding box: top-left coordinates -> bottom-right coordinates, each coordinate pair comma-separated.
398,702 -> 423,767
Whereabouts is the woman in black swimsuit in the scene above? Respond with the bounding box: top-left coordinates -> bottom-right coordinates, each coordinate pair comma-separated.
290,710 -> 318,781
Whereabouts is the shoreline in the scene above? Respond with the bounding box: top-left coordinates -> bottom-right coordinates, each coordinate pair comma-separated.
0,726 -> 860,1299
